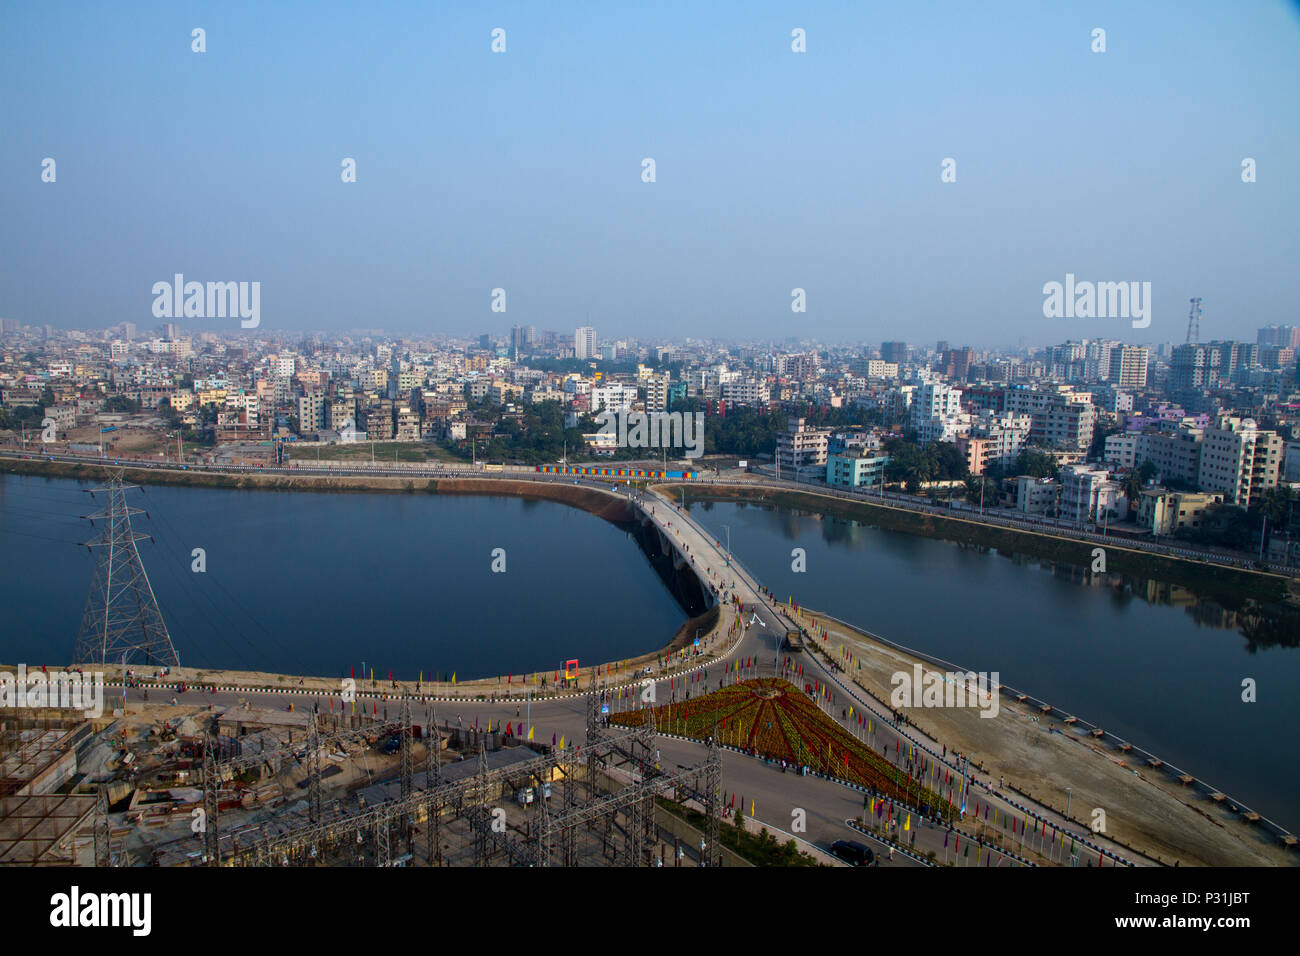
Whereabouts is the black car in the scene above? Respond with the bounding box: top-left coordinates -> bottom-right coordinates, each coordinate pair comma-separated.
830,839 -> 875,866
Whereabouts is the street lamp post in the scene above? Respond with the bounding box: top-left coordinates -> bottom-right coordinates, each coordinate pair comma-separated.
1065,787 -> 1072,820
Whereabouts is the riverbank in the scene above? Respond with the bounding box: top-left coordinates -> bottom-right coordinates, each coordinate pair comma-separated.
669,482 -> 1295,607
788,604 -> 1297,866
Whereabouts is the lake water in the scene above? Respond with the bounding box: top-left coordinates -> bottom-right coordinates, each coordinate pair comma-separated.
0,473 -> 686,683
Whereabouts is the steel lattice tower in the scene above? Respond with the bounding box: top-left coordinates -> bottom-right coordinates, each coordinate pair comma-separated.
72,470 -> 179,667
1186,297 -> 1202,345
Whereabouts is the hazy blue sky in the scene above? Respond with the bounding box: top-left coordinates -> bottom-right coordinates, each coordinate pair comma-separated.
2,1 -> 1297,346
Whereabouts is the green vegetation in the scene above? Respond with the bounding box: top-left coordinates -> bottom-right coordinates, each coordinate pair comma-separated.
882,437 -> 967,492
0,405 -> 45,431
102,394 -> 141,414
654,797 -> 823,866
440,400 -> 586,465
669,400 -> 884,459
287,441 -> 459,463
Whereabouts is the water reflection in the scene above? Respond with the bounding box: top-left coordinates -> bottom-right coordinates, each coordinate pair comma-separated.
709,499 -> 1297,650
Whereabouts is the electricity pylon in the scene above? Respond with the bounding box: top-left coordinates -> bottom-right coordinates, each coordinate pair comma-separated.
72,469 -> 180,667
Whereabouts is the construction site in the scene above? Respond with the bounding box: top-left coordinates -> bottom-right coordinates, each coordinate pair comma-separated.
0,689 -> 724,868
0,471 -> 725,868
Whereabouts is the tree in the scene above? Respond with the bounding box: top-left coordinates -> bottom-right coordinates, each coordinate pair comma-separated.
1259,486 -> 1295,530
1123,458 -> 1158,502
1012,447 -> 1058,480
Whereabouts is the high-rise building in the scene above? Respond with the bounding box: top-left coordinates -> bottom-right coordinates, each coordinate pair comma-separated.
1108,345 -> 1149,389
575,326 -> 596,360
1258,326 -> 1300,349
881,342 -> 910,365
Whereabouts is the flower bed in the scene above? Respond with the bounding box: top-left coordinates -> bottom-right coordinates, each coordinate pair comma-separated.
612,678 -> 957,819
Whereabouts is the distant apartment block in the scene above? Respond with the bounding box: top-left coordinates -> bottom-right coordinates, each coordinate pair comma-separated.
1197,415 -> 1282,506
1258,325 -> 1300,349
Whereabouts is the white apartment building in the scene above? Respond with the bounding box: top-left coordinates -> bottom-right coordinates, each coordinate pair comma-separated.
910,380 -> 964,445
643,373 -> 671,413
1003,386 -> 1096,452
722,377 -> 770,407
777,417 -> 830,473
966,409 -> 1032,467
575,326 -> 596,360
1197,416 -> 1282,506
589,383 -> 638,416
1016,476 -> 1059,515
1059,464 -> 1126,524
298,392 -> 327,432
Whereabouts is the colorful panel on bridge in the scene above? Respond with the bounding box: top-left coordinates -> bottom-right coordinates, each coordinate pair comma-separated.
536,465 -> 696,479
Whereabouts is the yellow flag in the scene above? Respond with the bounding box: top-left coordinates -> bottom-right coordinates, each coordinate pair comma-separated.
451,672 -> 456,684
904,813 -> 910,831
528,726 -> 534,740
750,799 -> 755,816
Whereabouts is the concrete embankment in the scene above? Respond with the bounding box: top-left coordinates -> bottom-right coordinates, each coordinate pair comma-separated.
0,457 -> 638,523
